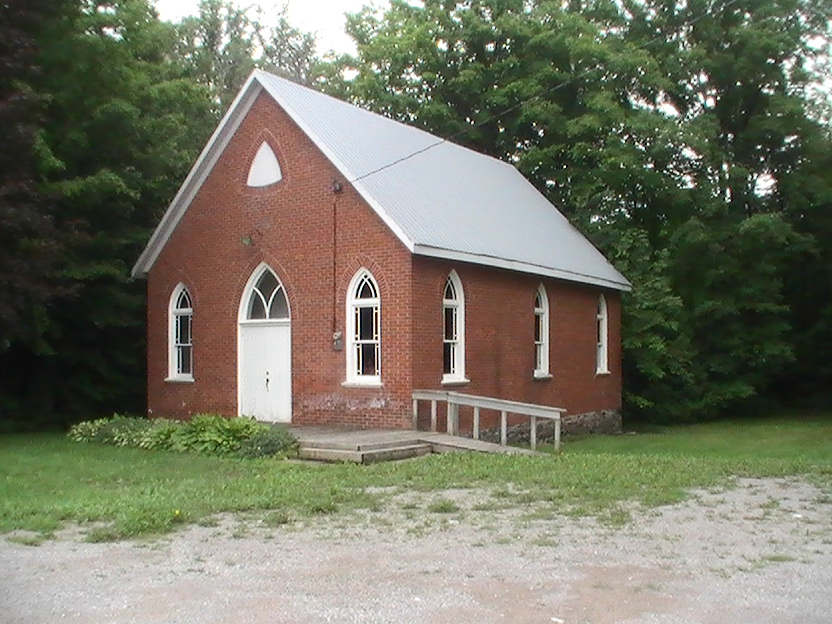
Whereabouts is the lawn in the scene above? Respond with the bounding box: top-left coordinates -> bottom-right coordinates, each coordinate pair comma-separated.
1,414 -> 830,540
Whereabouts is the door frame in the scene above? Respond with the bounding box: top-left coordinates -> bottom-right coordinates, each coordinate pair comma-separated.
237,262 -> 292,420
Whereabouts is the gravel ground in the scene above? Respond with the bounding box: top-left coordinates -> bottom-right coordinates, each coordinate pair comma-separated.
2,476 -> 831,624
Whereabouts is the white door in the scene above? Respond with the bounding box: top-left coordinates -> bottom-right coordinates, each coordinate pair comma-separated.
238,265 -> 292,423
239,322 -> 291,422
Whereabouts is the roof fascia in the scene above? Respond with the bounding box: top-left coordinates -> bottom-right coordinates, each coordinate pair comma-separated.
412,244 -> 633,292
256,72 -> 416,253
131,75 -> 264,278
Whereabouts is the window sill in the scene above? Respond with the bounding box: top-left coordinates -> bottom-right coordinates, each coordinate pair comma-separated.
165,375 -> 194,383
342,380 -> 383,389
441,376 -> 470,387
533,372 -> 553,380
595,369 -> 611,376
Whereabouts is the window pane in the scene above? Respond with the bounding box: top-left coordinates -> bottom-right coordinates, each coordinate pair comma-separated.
179,345 -> 192,375
176,314 -> 192,345
177,290 -> 191,309
360,343 -> 377,375
534,314 -> 541,342
357,276 -> 377,299
269,288 -> 289,319
444,307 -> 455,340
359,306 -> 376,340
535,292 -> 541,308
443,342 -> 453,375
255,271 -> 279,302
248,293 -> 267,319
444,279 -> 456,300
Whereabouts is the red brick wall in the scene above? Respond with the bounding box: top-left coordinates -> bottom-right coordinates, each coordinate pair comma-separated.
147,90 -> 413,428
410,257 -> 622,431
145,89 -> 622,430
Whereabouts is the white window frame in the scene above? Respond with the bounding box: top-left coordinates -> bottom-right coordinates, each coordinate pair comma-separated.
596,294 -> 609,375
534,284 -> 551,378
442,270 -> 468,384
167,283 -> 194,382
240,264 -> 290,322
345,269 -> 381,386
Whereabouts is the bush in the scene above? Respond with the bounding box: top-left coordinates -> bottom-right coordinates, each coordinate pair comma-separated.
94,415 -> 153,447
68,417 -> 112,442
137,419 -> 182,451
237,425 -> 298,458
169,414 -> 262,455
67,414 -> 297,459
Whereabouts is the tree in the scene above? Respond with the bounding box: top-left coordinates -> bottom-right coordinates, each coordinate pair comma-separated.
0,0 -> 67,349
0,0 -> 215,429
175,0 -> 317,113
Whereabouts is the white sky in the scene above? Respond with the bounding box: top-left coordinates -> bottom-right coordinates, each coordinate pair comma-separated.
153,0 -> 388,55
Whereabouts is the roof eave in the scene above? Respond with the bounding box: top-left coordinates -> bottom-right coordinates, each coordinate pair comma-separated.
412,245 -> 633,292
131,74 -> 264,279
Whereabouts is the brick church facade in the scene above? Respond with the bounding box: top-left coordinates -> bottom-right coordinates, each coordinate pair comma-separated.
132,70 -> 630,433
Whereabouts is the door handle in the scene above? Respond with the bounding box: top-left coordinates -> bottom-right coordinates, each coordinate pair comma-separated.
265,371 -> 270,390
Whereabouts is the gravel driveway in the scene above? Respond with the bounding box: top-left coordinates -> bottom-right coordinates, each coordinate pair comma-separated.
2,477 -> 831,624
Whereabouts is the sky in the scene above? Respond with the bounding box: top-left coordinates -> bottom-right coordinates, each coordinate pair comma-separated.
153,0 -> 387,54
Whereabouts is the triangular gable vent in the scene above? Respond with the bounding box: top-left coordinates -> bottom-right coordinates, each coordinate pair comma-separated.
246,141 -> 282,187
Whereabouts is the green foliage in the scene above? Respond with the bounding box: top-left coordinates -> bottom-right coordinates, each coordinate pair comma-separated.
92,415 -> 152,447
0,0 -> 215,430
0,0 -> 67,350
68,414 -> 297,458
66,417 -> 112,443
237,426 -> 298,459
168,414 -> 261,455
175,0 -> 317,112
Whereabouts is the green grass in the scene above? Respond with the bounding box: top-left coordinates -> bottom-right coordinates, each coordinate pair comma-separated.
561,413 -> 832,464
1,414 -> 830,540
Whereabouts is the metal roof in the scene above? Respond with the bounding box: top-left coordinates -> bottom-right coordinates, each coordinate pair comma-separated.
133,70 -> 630,291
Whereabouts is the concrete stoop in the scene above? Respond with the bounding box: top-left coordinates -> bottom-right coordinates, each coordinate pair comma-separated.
292,427 -> 538,464
298,442 -> 432,464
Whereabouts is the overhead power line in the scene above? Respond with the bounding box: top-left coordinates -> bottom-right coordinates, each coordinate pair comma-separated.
348,0 -> 766,184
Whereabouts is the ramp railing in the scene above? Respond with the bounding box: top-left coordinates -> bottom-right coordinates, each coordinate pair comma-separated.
412,390 -> 565,451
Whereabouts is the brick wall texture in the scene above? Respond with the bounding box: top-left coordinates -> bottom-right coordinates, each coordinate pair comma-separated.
145,91 -> 623,430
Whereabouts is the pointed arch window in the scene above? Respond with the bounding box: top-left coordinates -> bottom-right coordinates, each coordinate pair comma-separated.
596,294 -> 609,374
442,271 -> 466,383
534,285 -> 550,378
168,284 -> 194,381
346,270 -> 381,385
245,267 -> 289,320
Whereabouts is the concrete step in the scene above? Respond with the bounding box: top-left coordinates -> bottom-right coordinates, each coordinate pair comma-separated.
298,443 -> 433,464
299,437 -> 425,452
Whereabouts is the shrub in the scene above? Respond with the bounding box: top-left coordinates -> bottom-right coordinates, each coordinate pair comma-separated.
67,414 -> 298,460
169,414 -> 262,455
137,419 -> 183,451
94,415 -> 153,447
68,417 -> 112,442
237,425 -> 298,458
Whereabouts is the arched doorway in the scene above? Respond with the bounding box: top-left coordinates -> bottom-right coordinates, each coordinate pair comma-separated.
238,264 -> 291,422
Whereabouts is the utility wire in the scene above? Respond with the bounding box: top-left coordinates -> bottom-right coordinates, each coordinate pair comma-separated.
347,0 -> 762,184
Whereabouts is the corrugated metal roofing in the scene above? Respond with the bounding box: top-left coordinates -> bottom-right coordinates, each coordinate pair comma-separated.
255,70 -> 630,291
133,69 -> 630,291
